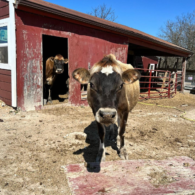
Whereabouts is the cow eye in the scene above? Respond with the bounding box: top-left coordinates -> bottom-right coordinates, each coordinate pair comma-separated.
118,83 -> 124,91
90,83 -> 94,89
90,83 -> 98,92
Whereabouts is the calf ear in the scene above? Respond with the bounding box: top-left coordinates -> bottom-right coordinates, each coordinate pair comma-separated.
72,68 -> 90,84
50,57 -> 54,62
64,59 -> 69,64
122,69 -> 141,84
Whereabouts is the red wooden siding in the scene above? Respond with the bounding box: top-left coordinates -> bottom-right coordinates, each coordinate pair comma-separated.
0,69 -> 11,105
142,56 -> 158,69
15,10 -> 129,111
0,0 -> 9,19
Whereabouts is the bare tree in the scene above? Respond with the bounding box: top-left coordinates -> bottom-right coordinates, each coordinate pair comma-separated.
159,11 -> 195,70
88,4 -> 117,22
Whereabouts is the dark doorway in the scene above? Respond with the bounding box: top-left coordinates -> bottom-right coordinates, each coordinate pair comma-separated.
42,35 -> 68,104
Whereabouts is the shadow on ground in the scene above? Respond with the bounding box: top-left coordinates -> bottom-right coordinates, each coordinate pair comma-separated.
73,121 -> 118,172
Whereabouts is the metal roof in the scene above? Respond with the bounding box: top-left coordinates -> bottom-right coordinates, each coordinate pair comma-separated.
17,0 -> 193,57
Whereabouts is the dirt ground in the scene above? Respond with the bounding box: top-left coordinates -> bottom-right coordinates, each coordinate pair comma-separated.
0,93 -> 195,195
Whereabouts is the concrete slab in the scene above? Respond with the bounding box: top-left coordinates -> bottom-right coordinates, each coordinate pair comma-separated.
64,156 -> 195,195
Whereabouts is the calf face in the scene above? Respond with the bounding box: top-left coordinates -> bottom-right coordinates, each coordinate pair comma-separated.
53,54 -> 69,74
72,54 -> 140,126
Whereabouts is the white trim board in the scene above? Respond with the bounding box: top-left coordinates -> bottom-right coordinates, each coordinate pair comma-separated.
9,0 -> 17,107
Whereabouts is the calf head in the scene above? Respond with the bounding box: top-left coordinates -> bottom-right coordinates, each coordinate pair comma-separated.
51,54 -> 69,74
72,54 -> 140,126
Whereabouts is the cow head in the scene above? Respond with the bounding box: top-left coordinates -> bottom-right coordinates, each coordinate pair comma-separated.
72,54 -> 140,126
51,54 -> 69,74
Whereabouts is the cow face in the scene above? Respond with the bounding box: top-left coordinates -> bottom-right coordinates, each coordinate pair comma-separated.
52,55 -> 69,74
89,71 -> 123,126
72,54 -> 140,126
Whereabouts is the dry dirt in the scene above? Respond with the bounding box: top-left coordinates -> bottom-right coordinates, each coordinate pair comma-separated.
0,93 -> 195,195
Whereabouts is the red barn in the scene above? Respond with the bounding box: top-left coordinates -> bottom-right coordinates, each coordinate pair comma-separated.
133,56 -> 158,71
0,0 -> 193,111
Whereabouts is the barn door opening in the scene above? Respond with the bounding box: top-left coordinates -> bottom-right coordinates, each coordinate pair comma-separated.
42,35 -> 69,105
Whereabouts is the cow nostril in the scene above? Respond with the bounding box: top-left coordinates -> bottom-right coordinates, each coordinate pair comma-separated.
99,111 -> 104,118
111,112 -> 116,118
99,110 -> 116,119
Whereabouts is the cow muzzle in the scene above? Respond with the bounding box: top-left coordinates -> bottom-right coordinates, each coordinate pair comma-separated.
56,69 -> 64,74
95,108 -> 117,126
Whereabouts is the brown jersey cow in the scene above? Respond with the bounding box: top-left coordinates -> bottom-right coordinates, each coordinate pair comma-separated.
45,54 -> 68,103
72,54 -> 140,162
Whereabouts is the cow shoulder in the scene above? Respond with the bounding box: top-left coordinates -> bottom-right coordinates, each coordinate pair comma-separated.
46,57 -> 54,78
121,69 -> 141,112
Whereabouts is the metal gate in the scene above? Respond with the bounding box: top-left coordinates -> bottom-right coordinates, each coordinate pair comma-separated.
136,68 -> 183,100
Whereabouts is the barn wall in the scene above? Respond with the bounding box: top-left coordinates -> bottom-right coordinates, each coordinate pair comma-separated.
0,0 -> 9,19
0,69 -> 11,105
15,10 -> 129,111
142,56 -> 158,69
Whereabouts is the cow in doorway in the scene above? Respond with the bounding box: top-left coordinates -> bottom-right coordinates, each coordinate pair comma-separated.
44,54 -> 69,103
72,54 -> 140,162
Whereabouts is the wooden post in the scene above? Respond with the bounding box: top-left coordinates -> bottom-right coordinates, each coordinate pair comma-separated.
165,57 -> 168,70
181,57 -> 187,93
172,72 -> 176,90
158,57 -> 161,69
175,73 -> 177,94
148,70 -> 152,98
176,58 -> 179,71
162,71 -> 168,89
168,72 -> 171,98
156,57 -> 161,77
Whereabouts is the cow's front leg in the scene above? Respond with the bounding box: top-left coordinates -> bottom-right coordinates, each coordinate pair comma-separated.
66,78 -> 69,95
96,122 -> 106,162
117,112 -> 129,160
47,75 -> 56,103
48,86 -> 52,103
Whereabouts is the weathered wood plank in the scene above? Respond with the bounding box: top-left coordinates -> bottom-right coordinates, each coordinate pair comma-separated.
0,81 -> 11,92
0,96 -> 11,105
0,89 -> 11,100
0,69 -> 11,76
0,74 -> 11,83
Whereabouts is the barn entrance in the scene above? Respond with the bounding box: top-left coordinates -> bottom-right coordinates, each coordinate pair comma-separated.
42,35 -> 69,105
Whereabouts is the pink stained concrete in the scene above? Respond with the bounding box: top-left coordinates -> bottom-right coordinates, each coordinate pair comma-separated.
65,156 -> 195,195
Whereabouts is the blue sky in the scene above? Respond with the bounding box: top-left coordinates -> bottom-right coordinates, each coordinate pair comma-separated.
45,0 -> 195,38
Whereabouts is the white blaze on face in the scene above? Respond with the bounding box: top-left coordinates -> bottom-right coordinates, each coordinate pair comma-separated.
101,65 -> 114,76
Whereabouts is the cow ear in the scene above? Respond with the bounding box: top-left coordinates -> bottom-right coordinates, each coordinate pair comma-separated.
50,57 -> 54,62
122,69 -> 141,84
64,59 -> 69,64
72,68 -> 90,84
